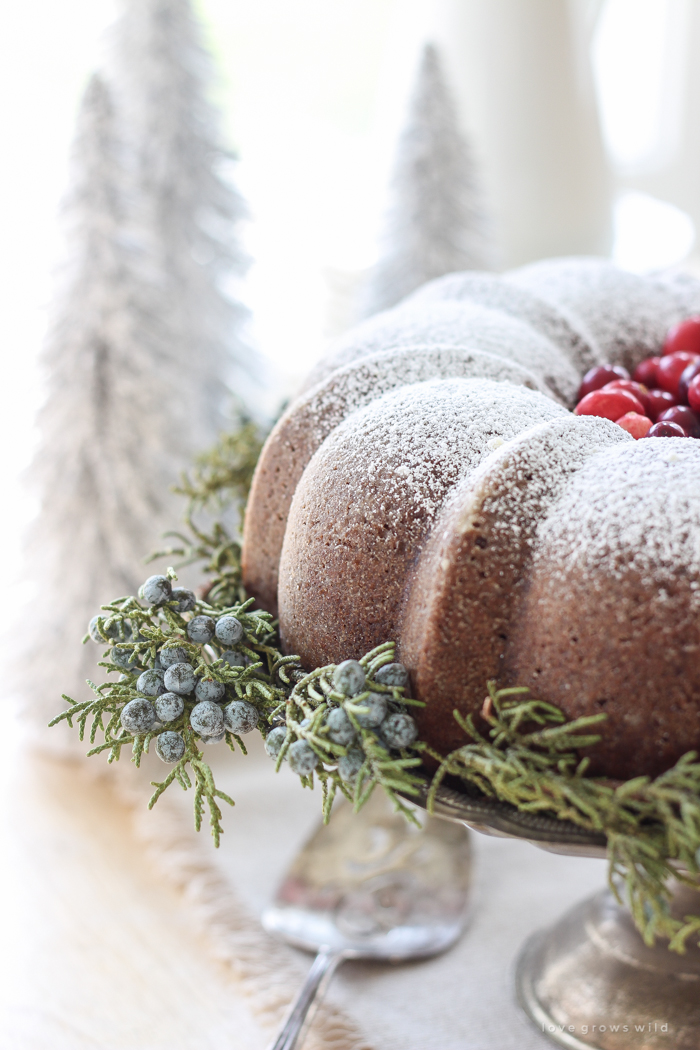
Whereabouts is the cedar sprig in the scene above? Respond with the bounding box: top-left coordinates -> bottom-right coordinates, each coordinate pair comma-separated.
51,575 -> 291,841
278,641 -> 427,825
431,681 -> 700,952
175,419 -> 263,518
147,419 -> 263,607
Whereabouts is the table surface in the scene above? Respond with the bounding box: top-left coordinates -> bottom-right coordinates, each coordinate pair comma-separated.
0,734 -> 609,1049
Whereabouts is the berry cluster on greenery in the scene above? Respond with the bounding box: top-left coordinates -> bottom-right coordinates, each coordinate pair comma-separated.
51,570 -> 423,846
49,417 -> 700,952
50,423 -> 426,843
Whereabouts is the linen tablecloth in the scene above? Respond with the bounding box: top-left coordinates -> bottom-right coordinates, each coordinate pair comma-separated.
0,736 -> 608,1048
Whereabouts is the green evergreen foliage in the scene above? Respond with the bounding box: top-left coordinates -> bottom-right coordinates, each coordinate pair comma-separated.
51,421 -> 425,843
148,419 -> 264,607
273,640 -> 426,825
430,683 -> 700,953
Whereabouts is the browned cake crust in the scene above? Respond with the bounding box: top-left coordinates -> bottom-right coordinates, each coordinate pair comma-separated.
243,346 -> 551,614
505,440 -> 700,779
277,378 -> 567,661
398,416 -> 630,760
242,258 -> 700,779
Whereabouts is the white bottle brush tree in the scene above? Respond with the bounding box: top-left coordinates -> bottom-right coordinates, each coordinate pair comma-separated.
107,0 -> 255,444
361,42 -> 493,318
24,74 -> 188,744
23,0 -> 253,745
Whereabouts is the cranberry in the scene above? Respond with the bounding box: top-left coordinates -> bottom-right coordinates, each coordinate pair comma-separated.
679,359 -> 700,403
645,388 -> 677,421
574,388 -> 645,421
689,374 -> 700,413
656,351 -> 700,396
577,364 -> 630,401
602,379 -> 649,413
632,356 -> 660,386
657,405 -> 700,437
662,316 -> 700,356
616,412 -> 653,439
646,421 -> 686,438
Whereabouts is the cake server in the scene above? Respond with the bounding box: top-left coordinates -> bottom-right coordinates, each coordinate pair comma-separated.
262,788 -> 471,1050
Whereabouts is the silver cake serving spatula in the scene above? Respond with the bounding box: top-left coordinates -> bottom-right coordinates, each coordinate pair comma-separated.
262,789 -> 472,1050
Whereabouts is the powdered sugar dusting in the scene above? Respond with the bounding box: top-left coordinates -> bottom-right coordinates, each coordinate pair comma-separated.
533,439 -> 700,595
308,376 -> 568,525
507,257 -> 700,374
305,300 -> 580,405
402,270 -> 598,376
299,344 -> 550,442
306,262 -> 700,413
454,414 -> 631,548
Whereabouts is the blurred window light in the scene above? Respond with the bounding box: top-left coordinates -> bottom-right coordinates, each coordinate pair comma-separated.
612,190 -> 695,272
200,0 -> 407,383
592,0 -> 690,174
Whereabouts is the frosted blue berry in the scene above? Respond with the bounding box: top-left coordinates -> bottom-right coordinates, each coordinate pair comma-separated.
370,729 -> 390,753
265,726 -> 287,758
110,646 -> 138,671
140,575 -> 172,606
375,662 -> 409,689
381,712 -> 417,749
332,660 -> 366,696
190,701 -> 224,737
163,662 -> 196,695
154,692 -> 185,723
137,669 -> 166,697
121,698 -> 156,735
187,615 -> 216,644
204,732 -> 226,745
215,615 -> 244,646
171,587 -> 196,613
159,646 -> 189,668
195,677 -> 226,703
223,651 -> 248,667
223,700 -> 259,734
89,615 -> 128,642
326,707 -> 356,745
156,731 -> 185,763
88,616 -> 104,643
289,740 -> 318,776
354,694 -> 387,728
338,748 -> 364,783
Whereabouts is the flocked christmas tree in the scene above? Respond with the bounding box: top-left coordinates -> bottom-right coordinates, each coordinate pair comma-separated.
24,74 -> 188,743
361,42 -> 492,318
107,0 -> 255,444
24,0 -> 253,743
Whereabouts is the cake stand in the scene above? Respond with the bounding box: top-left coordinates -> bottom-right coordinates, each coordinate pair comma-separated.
410,780 -> 700,1050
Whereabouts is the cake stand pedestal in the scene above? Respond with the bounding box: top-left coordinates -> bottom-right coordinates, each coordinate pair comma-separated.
414,782 -> 700,1050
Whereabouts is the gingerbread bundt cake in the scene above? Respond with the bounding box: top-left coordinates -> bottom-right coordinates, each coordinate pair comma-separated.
242,257 -> 700,781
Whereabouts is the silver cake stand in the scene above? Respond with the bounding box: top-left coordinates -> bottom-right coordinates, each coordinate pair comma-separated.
410,780 -> 700,1050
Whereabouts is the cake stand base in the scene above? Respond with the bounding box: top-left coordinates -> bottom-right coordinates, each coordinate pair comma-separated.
515,883 -> 700,1050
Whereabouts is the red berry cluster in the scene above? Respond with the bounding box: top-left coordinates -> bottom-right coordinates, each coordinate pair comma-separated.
574,317 -> 700,439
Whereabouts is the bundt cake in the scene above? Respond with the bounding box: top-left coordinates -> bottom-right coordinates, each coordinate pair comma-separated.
242,257 -> 700,781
